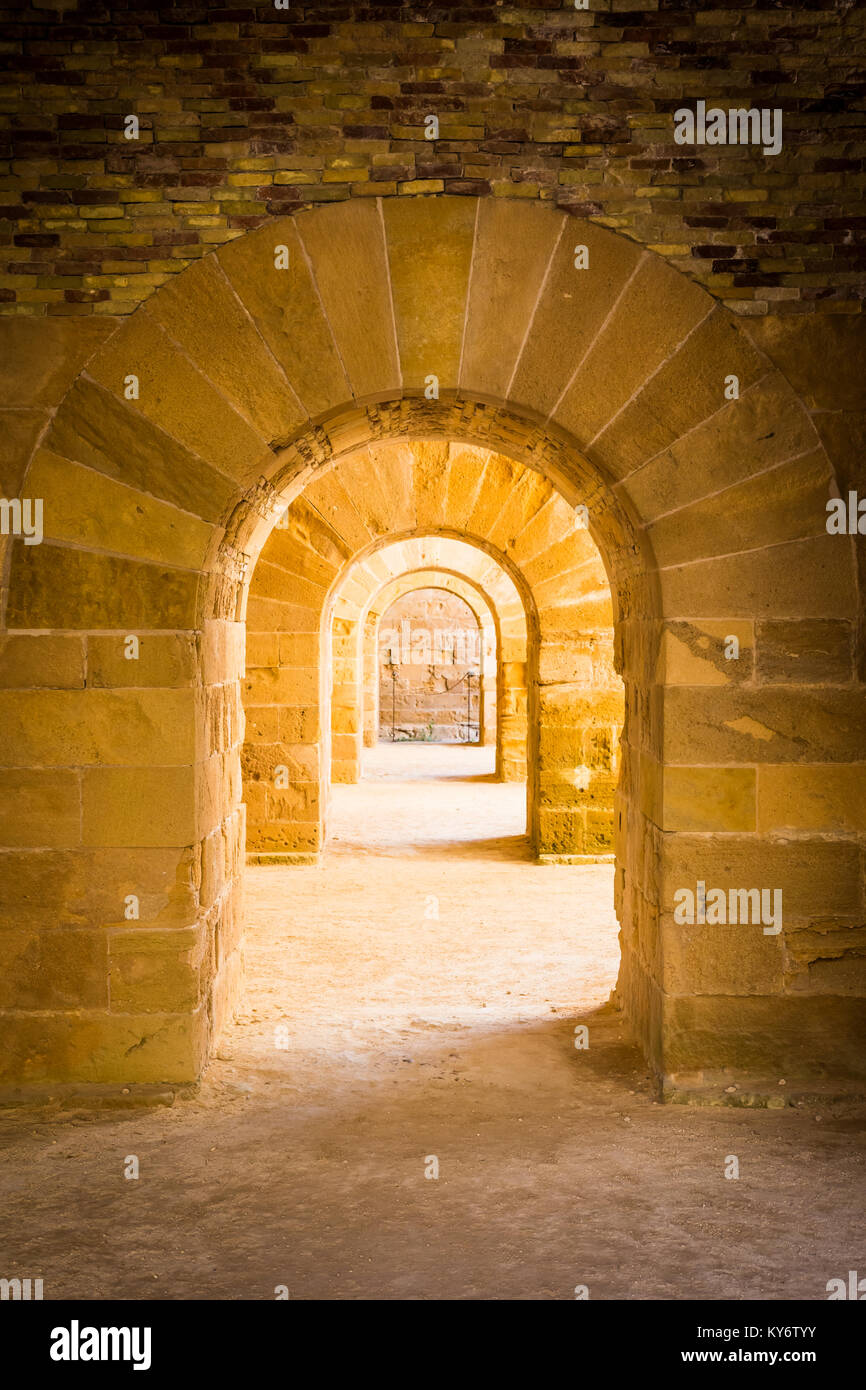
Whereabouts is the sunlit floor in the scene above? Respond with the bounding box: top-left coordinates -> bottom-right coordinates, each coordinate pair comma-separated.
245,741 -> 621,1092
330,741 -> 528,856
0,744 -> 862,1301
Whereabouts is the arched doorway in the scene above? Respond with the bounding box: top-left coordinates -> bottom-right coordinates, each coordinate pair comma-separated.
331,536 -> 532,785
374,587 -> 485,746
241,448 -> 621,871
1,197 -> 861,1098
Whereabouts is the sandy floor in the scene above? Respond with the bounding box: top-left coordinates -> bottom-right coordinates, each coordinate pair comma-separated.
0,745 -> 863,1301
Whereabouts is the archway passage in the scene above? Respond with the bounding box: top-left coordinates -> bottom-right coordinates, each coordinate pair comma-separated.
331,536 -> 531,786
241,441 -> 619,867
375,588 -> 484,746
1,197 -> 863,1100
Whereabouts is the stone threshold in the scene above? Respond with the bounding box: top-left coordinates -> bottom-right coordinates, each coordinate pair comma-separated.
537,853 -> 615,865
659,1078 -> 866,1110
0,1082 -> 198,1113
246,852 -> 321,866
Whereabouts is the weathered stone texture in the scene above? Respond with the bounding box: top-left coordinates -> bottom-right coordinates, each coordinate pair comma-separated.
0,187 -> 862,1099
0,2 -> 864,317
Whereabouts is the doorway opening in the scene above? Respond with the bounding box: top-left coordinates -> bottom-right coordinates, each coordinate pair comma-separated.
324,536 -> 535,848
2,195 -> 857,1108
377,587 -> 486,747
240,437 -> 625,1103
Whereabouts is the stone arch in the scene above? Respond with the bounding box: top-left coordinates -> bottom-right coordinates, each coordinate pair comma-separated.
323,534 -> 529,782
358,558 -> 522,771
2,196 -> 862,1096
328,537 -> 525,777
359,570 -> 499,758
241,446 -> 620,867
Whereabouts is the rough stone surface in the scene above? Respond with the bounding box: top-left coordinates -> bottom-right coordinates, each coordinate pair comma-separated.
1,3 -> 864,317
0,188 -> 861,1096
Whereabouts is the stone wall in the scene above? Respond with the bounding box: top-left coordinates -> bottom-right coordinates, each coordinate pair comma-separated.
1,1 -> 864,319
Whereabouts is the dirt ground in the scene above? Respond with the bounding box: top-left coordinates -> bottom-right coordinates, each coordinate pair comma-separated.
1,745 -> 863,1301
